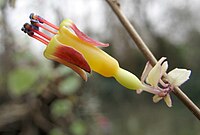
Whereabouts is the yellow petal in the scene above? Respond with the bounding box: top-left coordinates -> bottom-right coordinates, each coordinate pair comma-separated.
161,61 -> 168,75
168,68 -> 191,86
164,94 -> 172,107
141,62 -> 152,82
146,57 -> 166,87
153,95 -> 163,103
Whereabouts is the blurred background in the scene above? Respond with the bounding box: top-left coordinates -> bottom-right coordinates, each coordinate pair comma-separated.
0,0 -> 199,135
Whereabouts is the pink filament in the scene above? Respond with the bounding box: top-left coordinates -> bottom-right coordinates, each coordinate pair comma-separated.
36,16 -> 59,30
32,35 -> 48,45
35,23 -> 58,35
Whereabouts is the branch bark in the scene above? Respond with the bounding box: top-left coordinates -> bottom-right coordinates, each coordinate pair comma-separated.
106,0 -> 200,120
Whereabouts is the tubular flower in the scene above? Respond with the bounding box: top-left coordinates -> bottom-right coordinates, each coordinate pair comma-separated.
21,14 -> 191,107
21,13 -> 143,89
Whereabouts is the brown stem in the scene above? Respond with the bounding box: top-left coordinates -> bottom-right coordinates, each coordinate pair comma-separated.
106,0 -> 200,120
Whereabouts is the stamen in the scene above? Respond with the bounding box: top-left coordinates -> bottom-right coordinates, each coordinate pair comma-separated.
38,17 -> 59,30
22,14 -> 59,46
35,23 -> 58,35
31,35 -> 49,45
30,13 -> 59,30
32,29 -> 51,40
24,23 -> 51,41
22,23 -> 49,45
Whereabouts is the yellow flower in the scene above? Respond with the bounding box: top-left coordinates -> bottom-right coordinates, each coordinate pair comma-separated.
22,13 -> 143,90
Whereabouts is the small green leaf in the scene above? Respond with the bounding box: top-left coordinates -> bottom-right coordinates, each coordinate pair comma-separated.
51,99 -> 73,118
8,68 -> 38,96
59,76 -> 81,95
70,120 -> 87,135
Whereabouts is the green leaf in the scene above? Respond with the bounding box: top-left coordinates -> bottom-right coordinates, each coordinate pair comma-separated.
8,68 -> 38,96
70,120 -> 87,135
59,76 -> 81,95
51,99 -> 73,118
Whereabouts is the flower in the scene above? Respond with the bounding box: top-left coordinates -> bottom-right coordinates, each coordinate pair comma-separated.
137,57 -> 191,107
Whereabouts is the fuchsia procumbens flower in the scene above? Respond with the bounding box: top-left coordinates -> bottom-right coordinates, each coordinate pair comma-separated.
137,57 -> 191,107
21,13 -> 191,107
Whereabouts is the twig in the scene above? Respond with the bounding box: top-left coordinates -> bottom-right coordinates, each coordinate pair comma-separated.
106,0 -> 200,120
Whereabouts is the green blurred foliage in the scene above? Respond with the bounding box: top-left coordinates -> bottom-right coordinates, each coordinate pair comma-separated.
51,99 -> 72,118
49,128 -> 65,135
8,67 -> 38,96
59,76 -> 81,95
69,120 -> 87,135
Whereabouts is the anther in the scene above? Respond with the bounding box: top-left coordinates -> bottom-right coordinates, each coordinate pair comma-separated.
27,31 -> 34,36
24,23 -> 31,29
21,27 -> 26,32
29,13 -> 34,19
30,19 -> 39,24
